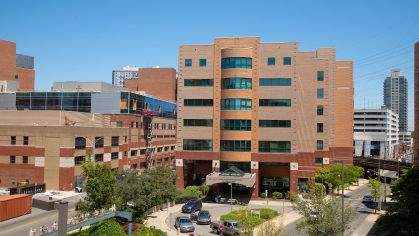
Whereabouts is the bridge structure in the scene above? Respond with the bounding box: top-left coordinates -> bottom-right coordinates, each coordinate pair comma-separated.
353,156 -> 413,176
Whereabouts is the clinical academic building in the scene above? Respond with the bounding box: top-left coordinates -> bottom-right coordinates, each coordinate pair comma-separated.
175,37 -> 353,198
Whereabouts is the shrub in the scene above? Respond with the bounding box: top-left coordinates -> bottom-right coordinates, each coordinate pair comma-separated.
272,196 -> 277,200
175,194 -> 198,204
200,184 -> 210,196
132,226 -> 167,236
260,192 -> 266,198
272,191 -> 282,199
135,217 -> 144,224
86,219 -> 126,236
260,208 -> 279,219
185,186 -> 203,197
123,223 -> 139,234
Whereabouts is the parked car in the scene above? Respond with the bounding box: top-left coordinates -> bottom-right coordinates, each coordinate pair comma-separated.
210,220 -> 241,235
362,195 -> 373,203
175,216 -> 195,233
181,200 -> 202,213
190,210 -> 211,224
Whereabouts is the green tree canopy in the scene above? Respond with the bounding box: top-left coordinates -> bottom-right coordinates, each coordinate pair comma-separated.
291,181 -> 356,236
374,166 -> 419,235
315,164 -> 363,191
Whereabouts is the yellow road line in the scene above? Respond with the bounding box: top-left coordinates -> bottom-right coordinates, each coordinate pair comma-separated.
0,208 -> 75,235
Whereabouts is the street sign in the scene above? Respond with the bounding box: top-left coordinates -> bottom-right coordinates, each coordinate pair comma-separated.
265,190 -> 268,196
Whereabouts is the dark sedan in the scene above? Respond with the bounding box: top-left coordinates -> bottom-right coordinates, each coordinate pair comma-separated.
190,210 -> 211,224
181,200 -> 202,213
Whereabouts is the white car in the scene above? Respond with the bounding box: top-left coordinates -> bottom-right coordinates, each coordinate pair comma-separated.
362,195 -> 373,203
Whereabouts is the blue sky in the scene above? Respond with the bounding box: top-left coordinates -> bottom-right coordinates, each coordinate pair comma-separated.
1,1 -> 418,130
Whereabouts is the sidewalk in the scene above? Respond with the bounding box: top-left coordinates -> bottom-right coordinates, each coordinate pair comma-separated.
145,179 -> 379,236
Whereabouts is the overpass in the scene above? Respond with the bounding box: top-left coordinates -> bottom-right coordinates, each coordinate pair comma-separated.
353,156 -> 413,175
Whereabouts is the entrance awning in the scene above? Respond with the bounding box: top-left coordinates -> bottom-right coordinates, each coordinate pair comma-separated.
205,166 -> 256,187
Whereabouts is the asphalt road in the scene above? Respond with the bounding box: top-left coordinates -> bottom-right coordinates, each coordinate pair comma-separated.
0,194 -> 84,236
165,202 -> 294,235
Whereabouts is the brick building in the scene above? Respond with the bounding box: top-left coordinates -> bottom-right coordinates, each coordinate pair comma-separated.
175,37 -> 354,198
114,67 -> 177,102
0,39 -> 35,91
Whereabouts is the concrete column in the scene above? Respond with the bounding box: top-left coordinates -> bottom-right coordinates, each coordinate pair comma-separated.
251,161 -> 259,199
290,162 -> 299,193
58,201 -> 68,236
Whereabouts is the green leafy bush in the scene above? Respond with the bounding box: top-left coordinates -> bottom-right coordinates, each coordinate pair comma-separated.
135,217 -> 144,224
68,219 -> 126,236
272,191 -> 282,199
185,186 -> 203,197
132,226 -> 167,236
174,189 -> 200,204
260,208 -> 279,219
272,196 -> 277,199
260,192 -> 266,198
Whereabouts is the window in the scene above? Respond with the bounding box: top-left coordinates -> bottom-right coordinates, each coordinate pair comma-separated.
131,150 -> 137,156
157,147 -> 162,152
10,156 -> 15,164
95,137 -> 104,148
15,75 -> 18,79
140,149 -> 146,155
95,154 -> 104,162
283,57 -> 292,65
220,140 -> 251,152
184,119 -> 213,127
164,146 -> 169,151
75,137 -> 86,150
317,123 -> 324,133
220,120 -> 251,131
221,78 -> 252,90
183,140 -> 213,151
23,136 -> 28,145
317,88 -> 324,98
268,57 -> 275,65
111,136 -> 119,147
259,99 -> 291,107
23,156 -> 28,164
11,136 -> 16,145
184,99 -> 213,106
184,79 -> 213,86
221,57 -> 252,69
317,140 -> 323,150
315,158 -> 323,164
199,59 -> 206,67
12,179 -> 15,185
185,59 -> 192,67
74,156 -> 84,165
259,78 -> 291,86
259,141 -> 291,153
116,121 -> 123,127
317,71 -> 324,81
259,120 -> 291,127
317,105 -> 324,115
221,98 -> 251,110
171,146 -> 175,151
111,152 -> 119,160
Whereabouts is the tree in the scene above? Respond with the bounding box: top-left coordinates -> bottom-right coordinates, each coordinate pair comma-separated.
315,164 -> 363,193
374,166 -> 419,235
78,156 -> 116,213
291,182 -> 356,236
256,217 -> 285,236
367,178 -> 383,214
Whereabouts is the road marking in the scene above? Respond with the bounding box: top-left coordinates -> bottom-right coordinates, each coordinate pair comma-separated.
0,208 -> 75,235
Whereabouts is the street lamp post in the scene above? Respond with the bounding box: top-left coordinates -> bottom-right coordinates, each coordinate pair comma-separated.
334,160 -> 344,236
228,183 -> 233,212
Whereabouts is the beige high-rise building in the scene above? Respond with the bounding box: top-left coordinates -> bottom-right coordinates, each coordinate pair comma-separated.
175,37 -> 354,198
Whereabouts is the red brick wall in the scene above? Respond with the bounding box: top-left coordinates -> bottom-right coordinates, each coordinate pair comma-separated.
59,167 -> 74,191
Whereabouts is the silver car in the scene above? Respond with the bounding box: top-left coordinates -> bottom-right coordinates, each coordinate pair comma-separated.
175,216 -> 195,233
362,195 -> 373,203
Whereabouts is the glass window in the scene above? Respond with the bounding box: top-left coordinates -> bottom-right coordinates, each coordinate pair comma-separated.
221,78 -> 252,90
259,141 -> 291,153
283,57 -> 292,65
185,59 -> 192,67
317,123 -> 324,133
10,156 -> 15,164
221,99 -> 251,110
111,152 -> 119,160
23,156 -> 28,164
75,137 -> 86,150
221,57 -> 252,69
220,140 -> 251,152
220,120 -> 251,131
111,136 -> 119,147
74,156 -> 84,165
317,71 -> 324,81
95,137 -> 104,148
317,88 -> 324,98
317,140 -> 323,150
317,105 -> 324,115
23,136 -> 28,145
140,149 -> 146,155
315,158 -> 323,164
184,79 -> 213,86
183,140 -> 213,151
259,99 -> 291,107
268,57 -> 275,65
184,99 -> 213,106
199,59 -> 206,67
11,136 -> 16,145
95,154 -> 104,162
259,78 -> 291,86
259,120 -> 291,127
184,119 -> 213,127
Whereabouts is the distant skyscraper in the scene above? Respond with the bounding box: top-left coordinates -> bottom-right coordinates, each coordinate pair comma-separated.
414,41 -> 419,165
112,65 -> 139,87
383,69 -> 408,132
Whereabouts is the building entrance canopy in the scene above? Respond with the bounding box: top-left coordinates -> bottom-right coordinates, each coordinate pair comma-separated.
206,166 -> 256,187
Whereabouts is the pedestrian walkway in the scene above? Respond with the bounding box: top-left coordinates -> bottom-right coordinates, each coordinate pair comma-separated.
145,178 -> 381,236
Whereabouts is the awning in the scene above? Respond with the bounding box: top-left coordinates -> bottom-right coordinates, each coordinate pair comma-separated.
206,171 -> 256,187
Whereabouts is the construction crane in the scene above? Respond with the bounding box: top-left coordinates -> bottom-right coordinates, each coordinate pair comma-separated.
141,109 -> 159,169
